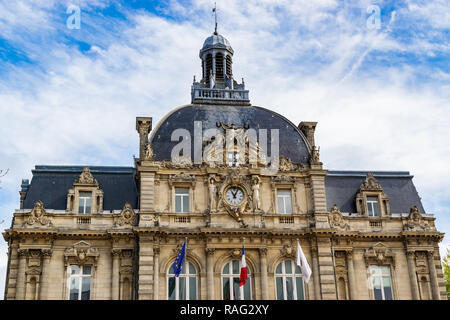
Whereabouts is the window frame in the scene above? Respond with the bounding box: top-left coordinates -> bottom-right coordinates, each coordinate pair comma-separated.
67,265 -> 92,300
221,259 -> 252,300
274,259 -> 305,300
276,189 -> 293,214
366,196 -> 380,217
174,188 -> 190,213
368,265 -> 394,300
78,191 -> 92,214
167,261 -> 198,300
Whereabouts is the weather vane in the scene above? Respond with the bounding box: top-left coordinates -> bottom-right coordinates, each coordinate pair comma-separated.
212,2 -> 217,34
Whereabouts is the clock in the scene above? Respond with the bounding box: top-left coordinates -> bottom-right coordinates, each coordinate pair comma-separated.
225,186 -> 245,206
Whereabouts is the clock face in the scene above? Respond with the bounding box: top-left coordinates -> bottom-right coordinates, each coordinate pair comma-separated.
225,187 -> 244,206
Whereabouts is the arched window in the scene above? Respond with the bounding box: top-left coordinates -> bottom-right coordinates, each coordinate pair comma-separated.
222,259 -> 251,300
275,260 -> 305,300
205,54 -> 213,79
215,53 -> 224,81
167,261 -> 197,300
226,55 -> 232,77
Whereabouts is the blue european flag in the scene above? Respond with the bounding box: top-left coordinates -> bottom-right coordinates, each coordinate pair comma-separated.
172,240 -> 186,277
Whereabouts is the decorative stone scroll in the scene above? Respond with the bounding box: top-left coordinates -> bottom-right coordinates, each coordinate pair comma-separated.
64,241 -> 99,266
329,204 -> 350,231
24,201 -> 52,227
360,173 -> 382,191
115,202 -> 136,226
364,242 -> 395,268
403,205 -> 430,231
75,167 -> 98,185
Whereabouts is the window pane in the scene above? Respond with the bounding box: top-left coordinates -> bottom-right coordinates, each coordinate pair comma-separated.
275,263 -> 282,274
285,260 -> 292,274
383,277 -> 393,300
189,277 -> 197,300
71,265 -> 80,275
244,280 -> 251,300
83,266 -> 92,275
223,263 -> 230,275
176,188 -> 189,195
223,277 -> 230,300
295,265 -> 301,274
277,197 -> 285,213
85,198 -> 91,214
286,277 -> 294,300
169,265 -> 174,274
276,277 -> 283,300
373,277 -> 382,300
178,277 -> 186,300
182,195 -> 189,213
81,277 -> 91,300
232,260 -> 239,274
69,278 -> 79,300
175,195 -> 182,213
78,202 -> 84,214
233,277 -> 240,300
189,262 -> 195,274
284,196 -> 292,214
168,277 -> 176,300
296,277 -> 304,300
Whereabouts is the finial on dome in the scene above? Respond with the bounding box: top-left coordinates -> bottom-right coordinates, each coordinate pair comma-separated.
212,2 -> 218,35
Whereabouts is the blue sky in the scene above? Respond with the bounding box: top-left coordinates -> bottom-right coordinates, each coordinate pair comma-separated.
0,0 -> 449,298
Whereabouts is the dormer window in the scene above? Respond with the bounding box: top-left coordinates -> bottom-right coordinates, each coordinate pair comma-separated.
78,192 -> 92,214
367,197 -> 379,217
228,151 -> 239,167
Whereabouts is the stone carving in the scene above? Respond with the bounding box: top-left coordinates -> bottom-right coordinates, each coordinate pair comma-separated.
310,146 -> 321,165
278,156 -> 295,171
168,172 -> 196,184
329,204 -> 350,231
64,241 -> 99,266
171,155 -> 193,167
252,177 -> 261,212
25,201 -> 52,227
115,202 -> 136,226
143,142 -> 154,160
75,166 -> 98,185
364,243 -> 394,266
360,173 -> 382,191
403,205 -> 430,231
270,175 -> 296,184
208,177 -> 217,213
280,244 -> 296,258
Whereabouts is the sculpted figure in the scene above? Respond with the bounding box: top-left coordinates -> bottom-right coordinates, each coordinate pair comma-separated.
252,177 -> 261,211
208,178 -> 217,212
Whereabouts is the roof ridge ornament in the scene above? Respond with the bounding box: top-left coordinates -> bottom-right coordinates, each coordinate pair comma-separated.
75,166 -> 98,185
360,172 -> 382,191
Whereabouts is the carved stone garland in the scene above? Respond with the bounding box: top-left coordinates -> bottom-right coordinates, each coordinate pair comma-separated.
329,204 -> 350,231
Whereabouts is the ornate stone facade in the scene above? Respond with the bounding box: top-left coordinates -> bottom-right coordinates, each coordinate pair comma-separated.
2,30 -> 446,301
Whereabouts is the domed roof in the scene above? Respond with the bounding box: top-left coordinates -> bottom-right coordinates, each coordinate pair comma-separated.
200,32 -> 234,55
150,104 -> 311,164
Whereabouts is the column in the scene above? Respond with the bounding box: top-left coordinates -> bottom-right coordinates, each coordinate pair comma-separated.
427,251 -> 440,300
39,249 -> 52,300
153,247 -> 160,300
111,249 -> 121,300
259,248 -> 268,300
346,250 -> 357,300
310,246 -> 321,299
406,251 -> 420,300
16,249 -> 27,300
206,248 -> 215,300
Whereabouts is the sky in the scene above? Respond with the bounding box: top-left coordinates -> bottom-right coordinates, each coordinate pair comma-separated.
0,0 -> 449,299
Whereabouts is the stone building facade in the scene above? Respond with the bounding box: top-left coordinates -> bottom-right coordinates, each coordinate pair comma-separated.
2,31 -> 446,300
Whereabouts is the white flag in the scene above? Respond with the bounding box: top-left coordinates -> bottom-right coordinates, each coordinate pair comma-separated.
296,240 -> 312,283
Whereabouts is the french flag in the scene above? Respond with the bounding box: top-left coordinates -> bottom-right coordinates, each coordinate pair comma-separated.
239,243 -> 248,287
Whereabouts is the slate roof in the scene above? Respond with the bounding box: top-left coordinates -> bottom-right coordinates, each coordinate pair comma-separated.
325,171 -> 425,214
150,104 -> 312,164
22,166 -> 138,211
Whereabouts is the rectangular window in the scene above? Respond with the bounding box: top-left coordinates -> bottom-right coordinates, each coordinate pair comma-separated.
367,196 -> 379,217
175,188 -> 190,213
68,265 -> 92,300
369,265 -> 393,300
78,192 -> 92,214
227,152 -> 239,167
277,190 -> 292,214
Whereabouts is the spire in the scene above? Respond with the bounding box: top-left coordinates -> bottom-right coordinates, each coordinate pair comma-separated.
212,2 -> 218,35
